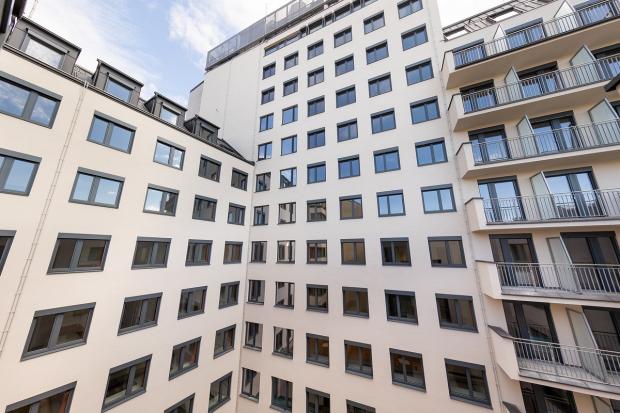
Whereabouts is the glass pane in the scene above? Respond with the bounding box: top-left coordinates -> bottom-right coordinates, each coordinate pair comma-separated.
56,309 -> 89,344
25,37 -> 63,68
105,368 -> 129,405
448,241 -> 464,265
108,125 -> 133,151
0,79 -> 29,116
417,145 -> 432,165
131,362 -> 148,393
51,239 -> 77,270
430,241 -> 448,265
446,364 -> 470,398
133,241 -> 153,266
144,189 -> 163,212
27,314 -> 55,352
144,298 -> 158,322
154,243 -> 168,264
94,178 -> 121,206
439,189 -> 454,210
30,95 -> 57,125
77,239 -> 106,268
105,78 -> 132,102
160,107 -> 178,124
171,148 -> 183,168
389,195 -> 404,214
72,173 -> 94,201
120,300 -> 142,329
423,190 -> 439,211
36,390 -> 73,413
89,118 -> 108,143
154,142 -> 171,165
4,159 -> 35,192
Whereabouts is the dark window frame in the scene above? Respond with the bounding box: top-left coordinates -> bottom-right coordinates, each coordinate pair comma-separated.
178,286 -> 207,319
169,337 -> 201,379
307,199 -> 327,222
209,372 -> 232,412
374,147 -> 401,173
118,293 -> 162,334
381,237 -> 412,266
445,359 -> 491,407
385,290 -> 418,324
344,340 -> 373,378
436,294 -> 478,332
219,281 -> 240,308
193,195 -> 217,222
428,236 -> 466,268
86,112 -> 136,154
415,137 -> 447,166
0,71 -> 62,128
198,156 -> 221,182
410,97 -> 440,124
377,190 -> 406,217
390,348 -> 426,390
102,355 -> 151,411
223,242 -> 243,264
341,239 -> 366,265
186,239 -> 212,266
131,237 -> 171,269
421,184 -> 456,213
213,325 -> 236,358
153,138 -> 185,170
0,148 -> 41,196
307,284 -> 328,312
48,233 -> 111,274
306,333 -> 330,367
406,58 -> 433,85
5,382 -> 76,413
273,326 -> 294,358
69,167 -> 124,208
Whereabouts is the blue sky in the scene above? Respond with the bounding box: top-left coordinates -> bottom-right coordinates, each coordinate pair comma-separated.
25,0 -> 504,106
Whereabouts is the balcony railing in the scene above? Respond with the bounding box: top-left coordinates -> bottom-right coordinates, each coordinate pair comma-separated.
483,189 -> 620,224
462,54 -> 620,113
453,0 -> 620,68
471,120 -> 620,165
497,262 -> 620,296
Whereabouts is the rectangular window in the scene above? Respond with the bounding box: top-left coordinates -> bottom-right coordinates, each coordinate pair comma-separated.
178,287 -> 206,319
254,206 -> 269,226
343,287 -> 369,317
143,185 -> 178,216
5,383 -> 76,413
277,240 -> 295,263
381,238 -> 411,266
371,109 -> 396,133
273,327 -> 294,357
214,325 -> 235,357
256,172 -> 271,192
261,87 -> 275,104
402,26 -> 428,50
70,168 -> 124,208
170,337 -> 200,379
334,27 -> 352,47
336,86 -> 356,108
219,282 -> 239,308
368,74 -> 392,97
248,280 -> 265,303
445,360 -> 491,406
132,238 -> 170,269
406,59 -> 433,85
103,356 -> 151,410
263,63 -> 276,79
198,156 -> 221,181
338,156 -> 360,178
258,142 -> 272,160
0,149 -> 40,196
284,53 -> 298,69
282,106 -> 298,124
280,167 -> 297,188
416,138 -> 446,165
165,395 -> 194,413
437,294 -> 477,331
186,240 -> 212,266
0,232 -> 14,275
340,196 -> 363,219
223,242 -> 242,264
308,67 -> 324,86
242,368 -> 260,400
307,162 -> 326,184
344,341 -> 373,377
22,36 -> 64,68
193,195 -> 217,221
374,148 -> 400,173
272,377 -> 293,412
281,135 -> 297,155
278,202 -> 296,224
307,200 -> 327,222
260,113 -> 274,131
377,191 -> 405,217
231,169 -> 248,190
104,77 -> 132,102
422,185 -> 456,213
398,0 -> 422,18
308,96 -> 325,116
385,291 -> 417,323
307,334 -> 329,366
364,12 -> 385,33
429,237 -> 466,267
341,239 -> 366,265
160,106 -> 179,124
245,322 -> 263,349
0,74 -> 60,127
347,400 -> 375,413
283,78 -> 298,96
337,119 -> 358,142
227,204 -> 245,225
48,234 -> 110,273
308,41 -> 324,59
209,373 -> 232,412
307,285 -> 328,312
307,389 -> 330,413
335,55 -> 355,76
250,241 -> 267,263
391,349 -> 425,389
23,303 -> 95,359
307,240 -> 327,264
87,114 -> 135,153
153,139 -> 184,169
411,98 -> 439,123
275,282 -> 295,308
308,128 -> 325,149
366,42 -> 389,64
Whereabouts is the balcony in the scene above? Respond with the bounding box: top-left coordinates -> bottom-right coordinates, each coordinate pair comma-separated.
443,0 -> 620,88
466,189 -> 620,231
456,121 -> 620,178
448,55 -> 620,131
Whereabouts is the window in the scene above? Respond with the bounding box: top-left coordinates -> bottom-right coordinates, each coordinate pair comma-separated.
338,156 -> 360,178
337,119 -> 358,142
103,356 -> 151,410
398,0 -> 422,18
242,368 -> 260,400
262,87 -> 275,104
272,377 -> 293,412
209,373 -> 232,412
307,163 -> 326,184
307,389 -> 330,413
186,240 -> 212,266
23,303 -> 94,359
283,78 -> 298,96
282,106 -> 298,125
143,185 -> 178,216
284,53 -> 298,69
406,59 -> 433,85
308,97 -> 325,116
402,26 -> 428,50
281,136 -> 297,155
307,200 -> 327,222
429,237 -> 466,267
307,129 -> 325,149
132,238 -> 170,268
381,238 -> 411,266
87,114 -> 135,153
347,400 -> 375,413
254,206 -> 269,226
437,295 -> 477,331
308,41 -> 323,59
178,287 -> 207,319
307,285 -> 328,312
154,140 -> 184,169
0,149 -> 40,196
364,12 -> 385,33
223,243 -> 242,264
374,148 -> 400,173
280,167 -> 297,188
260,113 -> 274,131
276,202 -> 296,225
277,240 -> 295,263
422,185 -> 456,213
193,195 -> 217,221
340,196 -> 363,219
336,86 -> 356,108
307,334 -> 329,366
199,156 -> 221,181
104,77 -> 133,102
334,27 -> 352,47
159,106 -> 179,124
366,42 -> 389,64
227,204 -> 245,225
445,360 -> 491,406
275,281 -> 295,308
307,240 -> 327,264
5,382 -> 76,413
416,138 -> 446,165
245,322 -> 263,349
0,74 -> 60,127
22,35 -> 64,68
335,55 -> 354,76
248,280 -> 265,303
273,327 -> 294,357
377,191 -> 405,217
214,325 -> 235,357
368,74 -> 392,97
48,234 -> 110,273
165,395 -> 194,413
341,239 -> 366,265
371,109 -> 395,133
344,341 -> 373,377
255,172 -> 271,192
258,142 -> 272,160
219,282 -> 239,308
231,169 -> 248,190
385,291 -> 417,323
251,241 -> 267,263
343,287 -> 369,317
308,67 -> 324,86
263,63 -> 276,79
391,349 -> 425,389
170,337 -> 200,378
0,232 -> 13,274
411,98 -> 439,123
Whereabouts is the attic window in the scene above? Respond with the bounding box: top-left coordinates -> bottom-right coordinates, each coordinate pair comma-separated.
160,105 -> 179,124
444,28 -> 469,40
489,8 -> 520,22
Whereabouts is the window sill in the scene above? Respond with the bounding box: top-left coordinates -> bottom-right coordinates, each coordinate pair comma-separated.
214,348 -> 235,359
386,317 -> 418,325
307,307 -> 328,313
449,395 -> 492,410
131,264 -> 168,270
247,301 -> 264,306
345,369 -> 373,379
392,380 -> 426,392
209,397 -> 231,413
439,325 -> 478,333
218,303 -> 239,309
21,340 -> 87,361
243,345 -> 262,352
142,209 -> 176,217
239,393 -> 259,403
118,322 -> 158,335
272,351 -> 293,360
343,312 -> 369,319
47,267 -> 104,275
185,262 -> 211,267
102,389 -> 146,412
270,404 -> 292,413
306,359 -> 329,368
69,199 -> 119,209
169,364 -> 198,380
274,305 -> 294,310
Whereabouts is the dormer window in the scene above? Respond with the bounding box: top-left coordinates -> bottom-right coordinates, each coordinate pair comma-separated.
489,8 -> 519,22
23,36 -> 64,69
160,105 -> 179,124
104,77 -> 132,103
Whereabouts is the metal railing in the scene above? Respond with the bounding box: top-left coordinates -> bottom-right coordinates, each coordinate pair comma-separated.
462,54 -> 620,113
453,0 -> 620,67
482,189 -> 620,223
497,262 -> 620,296
471,120 -> 620,165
